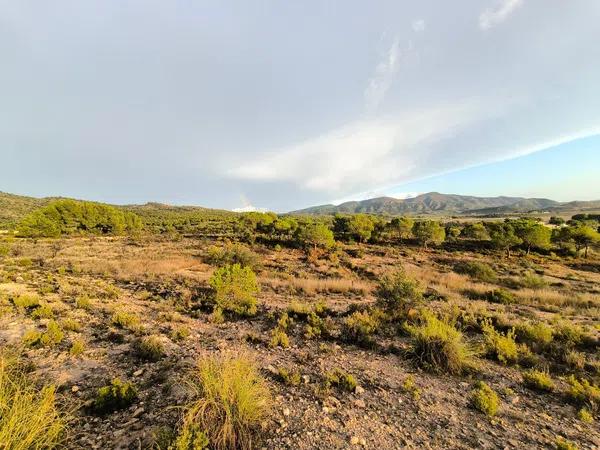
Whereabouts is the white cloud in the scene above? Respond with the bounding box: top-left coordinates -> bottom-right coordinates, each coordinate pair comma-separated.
231,205 -> 268,213
364,37 -> 401,112
228,99 -> 493,195
412,19 -> 426,33
479,0 -> 523,30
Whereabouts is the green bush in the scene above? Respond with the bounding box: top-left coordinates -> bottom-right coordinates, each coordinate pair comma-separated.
522,369 -> 554,392
482,320 -> 519,364
566,376 -> 599,414
31,304 -> 54,320
515,322 -> 553,349
170,423 -> 209,450
75,295 -> 93,310
12,294 -> 40,311
268,328 -> 290,349
342,310 -> 380,345
485,289 -> 516,305
470,381 -> 499,417
111,310 -> 141,331
375,269 -> 422,318
405,311 -> 471,375
209,264 -> 259,317
93,379 -> 138,414
454,261 -> 497,283
205,243 -> 259,269
555,437 -> 578,450
275,367 -> 301,386
324,369 -> 357,393
70,339 -> 85,357
135,335 -> 165,361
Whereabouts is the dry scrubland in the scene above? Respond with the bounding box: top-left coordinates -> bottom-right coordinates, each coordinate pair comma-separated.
1,227 -> 600,449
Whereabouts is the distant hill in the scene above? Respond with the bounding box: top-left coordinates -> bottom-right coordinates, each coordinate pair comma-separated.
0,192 -> 56,228
290,192 -> 600,216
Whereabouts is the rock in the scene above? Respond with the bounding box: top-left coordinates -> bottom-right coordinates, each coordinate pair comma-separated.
354,399 -> 366,408
132,407 -> 145,418
71,385 -> 80,392
283,408 -> 290,417
350,436 -> 360,445
302,375 -> 310,384
133,369 -> 144,377
511,396 -> 520,405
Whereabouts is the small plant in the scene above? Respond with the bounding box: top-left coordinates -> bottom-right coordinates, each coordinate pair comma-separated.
209,307 -> 224,324
269,328 -> 290,349
375,269 -> 422,318
522,369 -> 554,392
566,376 -> 599,414
485,289 -> 516,305
0,354 -> 66,448
304,312 -> 331,339
31,304 -> 54,320
36,320 -> 64,347
75,295 -> 93,310
324,369 -> 357,392
135,335 -> 165,361
577,407 -> 593,423
22,329 -> 43,347
170,326 -> 191,342
70,339 -> 85,357
405,311 -> 471,375
564,350 -> 585,370
178,354 -> 271,450
402,375 -> 421,401
482,320 -> 519,364
515,321 -> 553,349
342,310 -> 379,345
276,367 -> 301,386
520,272 -> 548,289
170,422 -> 210,450
93,378 -> 138,414
12,294 -> 40,310
470,381 -> 499,417
555,437 -> 578,450
209,264 -> 259,317
61,318 -> 82,332
111,310 -> 141,331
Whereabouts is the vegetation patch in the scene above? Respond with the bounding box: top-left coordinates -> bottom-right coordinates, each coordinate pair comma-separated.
93,379 -> 138,414
470,381 -> 499,417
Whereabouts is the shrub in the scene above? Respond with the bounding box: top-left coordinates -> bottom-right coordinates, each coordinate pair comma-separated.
0,354 -> 65,448
375,269 -> 422,318
135,335 -> 165,361
276,367 -> 301,386
70,339 -> 85,357
470,381 -> 499,417
12,294 -> 40,311
34,321 -> 64,347
22,329 -> 43,347
564,351 -> 586,370
178,354 -> 271,450
205,243 -> 259,269
61,318 -> 81,332
522,369 -> 554,392
209,264 -> 259,317
31,304 -> 54,320
324,369 -> 357,392
342,310 -> 379,345
454,261 -> 497,283
520,273 -> 548,289
93,379 -> 138,414
209,307 -> 224,324
405,311 -> 471,375
566,376 -> 599,414
111,310 -> 141,331
75,295 -> 93,310
268,328 -> 290,349
304,312 -> 331,339
170,423 -> 210,450
402,375 -> 421,401
555,437 -> 578,450
515,322 -> 553,349
577,408 -> 593,423
485,289 -> 516,305
482,320 -> 519,364
170,326 -> 191,342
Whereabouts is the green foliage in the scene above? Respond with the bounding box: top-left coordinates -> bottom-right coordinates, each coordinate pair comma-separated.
342,310 -> 380,345
170,326 -> 191,342
268,328 -> 290,348
205,243 -> 259,269
485,289 -> 516,305
347,214 -> 375,243
61,318 -> 81,332
324,369 -> 357,392
70,339 -> 85,357
515,322 -> 553,349
75,295 -> 93,310
461,222 -> 489,240
375,269 -> 423,318
482,320 -> 519,364
454,260 -> 497,283
181,354 -> 271,450
513,220 -> 552,254
470,381 -> 499,417
412,220 -> 446,248
487,222 -> 522,257
555,437 -> 578,450
40,320 -> 64,347
275,367 -> 301,386
570,224 -> 600,257
12,294 -> 40,311
566,376 -> 599,414
388,216 -> 414,242
577,408 -> 593,423
520,272 -> 548,289
522,369 -> 554,392
136,335 -> 165,361
170,423 -> 209,450
209,264 -> 259,317
304,311 -> 331,339
93,378 -> 138,414
296,222 -> 335,250
111,310 -> 142,331
405,311 -> 471,375
17,199 -> 142,238
31,304 -> 54,320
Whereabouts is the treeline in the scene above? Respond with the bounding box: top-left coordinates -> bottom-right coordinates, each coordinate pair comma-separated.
17,199 -> 143,238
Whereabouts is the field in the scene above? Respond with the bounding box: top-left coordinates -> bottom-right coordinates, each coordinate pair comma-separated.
1,227 -> 599,449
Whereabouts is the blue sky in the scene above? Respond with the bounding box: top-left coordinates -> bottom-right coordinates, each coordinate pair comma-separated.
1,1 -> 600,211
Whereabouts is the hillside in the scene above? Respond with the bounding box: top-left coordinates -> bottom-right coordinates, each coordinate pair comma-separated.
0,192 -> 55,228
291,192 -> 576,216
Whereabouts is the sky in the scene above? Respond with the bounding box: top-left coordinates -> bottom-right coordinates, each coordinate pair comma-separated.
1,0 -> 600,212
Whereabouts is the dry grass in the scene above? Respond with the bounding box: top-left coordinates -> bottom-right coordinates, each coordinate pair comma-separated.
263,275 -> 371,295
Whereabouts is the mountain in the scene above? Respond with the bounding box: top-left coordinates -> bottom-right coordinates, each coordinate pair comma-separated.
289,192 -> 598,216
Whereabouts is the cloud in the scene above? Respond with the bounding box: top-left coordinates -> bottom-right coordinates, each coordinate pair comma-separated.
412,19 -> 426,33
479,0 -> 523,30
228,99 -> 495,195
364,37 -> 401,112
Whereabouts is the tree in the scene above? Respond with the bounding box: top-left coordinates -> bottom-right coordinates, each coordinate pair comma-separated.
570,224 -> 600,258
461,222 -> 489,240
487,222 -> 521,257
388,217 -> 414,243
271,217 -> 298,241
445,224 -> 462,242
549,216 -> 565,226
551,226 -> 573,250
347,214 -> 375,244
513,220 -> 551,255
375,269 -> 423,318
209,264 -> 259,316
412,220 -> 445,248
296,222 -> 335,250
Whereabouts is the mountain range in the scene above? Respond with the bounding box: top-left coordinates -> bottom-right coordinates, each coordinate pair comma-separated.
290,192 -> 600,216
